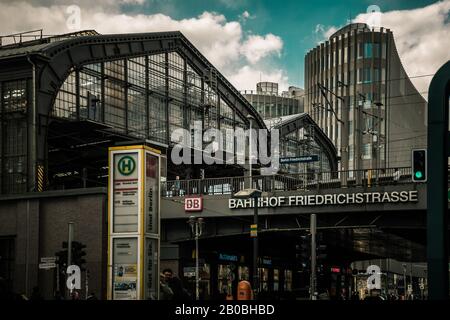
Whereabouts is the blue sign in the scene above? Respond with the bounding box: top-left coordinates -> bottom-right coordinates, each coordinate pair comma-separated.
219,253 -> 238,262
279,155 -> 319,164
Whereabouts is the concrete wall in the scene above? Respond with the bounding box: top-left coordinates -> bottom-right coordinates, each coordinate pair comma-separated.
0,188 -> 107,299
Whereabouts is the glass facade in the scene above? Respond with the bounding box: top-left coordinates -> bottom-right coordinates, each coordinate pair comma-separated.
51,52 -> 248,146
305,24 -> 392,171
279,125 -> 332,174
242,93 -> 303,120
0,80 -> 28,193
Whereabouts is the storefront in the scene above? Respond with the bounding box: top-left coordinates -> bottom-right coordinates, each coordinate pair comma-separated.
179,248 -> 294,300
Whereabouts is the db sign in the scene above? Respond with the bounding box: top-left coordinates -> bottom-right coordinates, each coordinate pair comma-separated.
185,196 -> 203,212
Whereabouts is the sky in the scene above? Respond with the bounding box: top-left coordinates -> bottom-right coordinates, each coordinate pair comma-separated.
0,0 -> 449,97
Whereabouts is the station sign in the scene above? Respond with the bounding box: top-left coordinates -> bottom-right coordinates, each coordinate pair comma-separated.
229,190 -> 419,209
185,196 -> 203,212
279,155 -> 319,164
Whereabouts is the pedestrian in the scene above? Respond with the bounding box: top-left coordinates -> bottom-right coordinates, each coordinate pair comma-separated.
71,290 -> 81,300
160,273 -> 174,300
393,168 -> 400,183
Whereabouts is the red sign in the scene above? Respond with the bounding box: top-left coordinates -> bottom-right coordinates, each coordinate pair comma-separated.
331,267 -> 341,273
184,196 -> 203,212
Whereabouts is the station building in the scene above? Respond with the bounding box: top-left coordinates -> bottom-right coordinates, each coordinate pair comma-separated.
0,29 -> 338,299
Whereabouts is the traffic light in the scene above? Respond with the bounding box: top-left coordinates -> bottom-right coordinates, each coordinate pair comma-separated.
72,241 -> 87,271
60,240 -> 87,270
296,233 -> 311,271
412,149 -> 427,182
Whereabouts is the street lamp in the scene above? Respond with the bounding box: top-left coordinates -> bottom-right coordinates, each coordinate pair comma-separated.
188,216 -> 204,301
246,114 -> 256,188
402,263 -> 408,300
234,188 -> 262,299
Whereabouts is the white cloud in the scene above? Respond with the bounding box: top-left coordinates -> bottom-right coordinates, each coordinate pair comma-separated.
353,0 -> 450,98
318,0 -> 450,98
228,65 -> 289,92
0,1 -> 287,91
240,34 -> 283,64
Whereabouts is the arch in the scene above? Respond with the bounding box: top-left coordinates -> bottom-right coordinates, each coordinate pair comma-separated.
33,31 -> 265,130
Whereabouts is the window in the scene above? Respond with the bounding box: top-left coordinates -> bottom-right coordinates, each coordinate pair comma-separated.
358,42 -> 364,59
358,68 -> 372,84
364,43 -> 372,58
104,79 -> 126,131
362,143 -> 372,160
128,88 -> 146,138
373,43 -> 380,58
54,72 -> 76,118
2,80 -> 27,112
348,144 -> 354,160
348,121 -> 353,135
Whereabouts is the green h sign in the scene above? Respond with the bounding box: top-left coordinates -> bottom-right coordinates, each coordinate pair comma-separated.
118,155 -> 136,176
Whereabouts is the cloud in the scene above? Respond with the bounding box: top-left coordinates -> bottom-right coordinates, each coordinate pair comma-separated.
240,34 -> 283,64
317,0 -> 450,98
228,65 -> 289,92
0,1 -> 287,91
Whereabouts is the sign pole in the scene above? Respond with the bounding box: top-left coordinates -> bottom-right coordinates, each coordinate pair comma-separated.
310,214 -> 317,300
67,222 -> 74,298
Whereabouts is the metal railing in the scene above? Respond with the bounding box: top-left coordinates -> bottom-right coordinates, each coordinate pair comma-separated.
161,167 -> 412,197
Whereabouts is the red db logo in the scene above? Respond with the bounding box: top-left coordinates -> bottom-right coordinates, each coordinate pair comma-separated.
185,197 -> 203,212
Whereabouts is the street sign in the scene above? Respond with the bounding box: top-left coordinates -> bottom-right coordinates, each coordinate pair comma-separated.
39,262 -> 56,269
41,257 -> 56,263
279,155 -> 319,164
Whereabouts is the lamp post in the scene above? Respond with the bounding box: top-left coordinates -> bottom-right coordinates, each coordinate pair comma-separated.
188,216 -> 204,301
233,189 -> 262,299
246,114 -> 255,189
402,263 -> 407,300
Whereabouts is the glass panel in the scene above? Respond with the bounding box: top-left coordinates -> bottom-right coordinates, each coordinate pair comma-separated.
128,88 -> 146,138
2,80 -> 27,112
79,69 -> 102,121
128,57 -> 146,89
104,79 -> 126,131
54,72 -> 76,118
149,95 -> 167,143
105,60 -> 125,81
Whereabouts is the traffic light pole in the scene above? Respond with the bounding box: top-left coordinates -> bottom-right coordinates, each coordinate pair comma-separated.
67,222 -> 74,297
310,214 -> 317,300
253,196 -> 259,299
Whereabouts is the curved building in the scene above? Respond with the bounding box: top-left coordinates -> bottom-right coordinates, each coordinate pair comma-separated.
305,23 -> 427,172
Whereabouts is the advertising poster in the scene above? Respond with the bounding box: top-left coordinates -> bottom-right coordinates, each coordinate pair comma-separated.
113,238 -> 138,300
